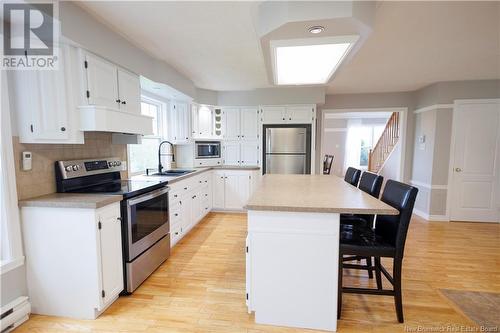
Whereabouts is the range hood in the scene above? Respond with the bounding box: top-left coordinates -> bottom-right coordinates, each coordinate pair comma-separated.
79,105 -> 154,135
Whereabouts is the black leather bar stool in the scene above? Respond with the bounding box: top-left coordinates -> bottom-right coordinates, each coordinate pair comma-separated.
344,167 -> 361,186
323,155 -> 334,175
340,171 -> 384,278
341,171 -> 384,229
338,180 -> 418,323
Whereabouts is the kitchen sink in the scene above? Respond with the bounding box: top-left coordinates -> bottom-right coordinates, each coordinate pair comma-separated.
150,170 -> 195,177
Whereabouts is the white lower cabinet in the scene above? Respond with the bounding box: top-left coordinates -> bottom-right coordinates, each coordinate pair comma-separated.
169,172 -> 212,247
21,202 -> 123,319
212,170 -> 258,210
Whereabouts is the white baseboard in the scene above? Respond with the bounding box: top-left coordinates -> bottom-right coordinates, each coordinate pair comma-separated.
413,209 -> 449,222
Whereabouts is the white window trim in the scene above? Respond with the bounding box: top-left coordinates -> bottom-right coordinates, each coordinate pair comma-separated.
1,71 -> 24,275
127,94 -> 168,176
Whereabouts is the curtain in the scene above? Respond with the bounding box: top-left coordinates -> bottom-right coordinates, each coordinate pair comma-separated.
0,70 -> 23,265
343,118 -> 363,174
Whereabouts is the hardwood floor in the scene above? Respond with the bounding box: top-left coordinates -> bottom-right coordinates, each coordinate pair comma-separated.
15,213 -> 500,332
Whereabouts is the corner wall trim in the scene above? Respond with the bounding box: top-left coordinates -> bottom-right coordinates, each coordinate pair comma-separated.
413,104 -> 454,114
410,180 -> 448,190
413,209 -> 449,222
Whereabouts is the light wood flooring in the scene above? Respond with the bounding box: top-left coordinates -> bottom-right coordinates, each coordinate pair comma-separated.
15,213 -> 500,332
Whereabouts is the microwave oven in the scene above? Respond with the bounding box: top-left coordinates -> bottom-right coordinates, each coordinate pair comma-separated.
195,141 -> 221,159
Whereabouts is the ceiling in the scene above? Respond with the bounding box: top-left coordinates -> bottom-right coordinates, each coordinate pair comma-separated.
77,1 -> 500,94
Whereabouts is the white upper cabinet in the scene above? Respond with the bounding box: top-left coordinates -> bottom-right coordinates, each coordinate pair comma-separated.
261,106 -> 286,123
9,43 -> 84,144
240,108 -> 259,140
286,106 -> 314,123
223,108 -> 241,140
84,52 -> 140,114
192,104 -> 214,138
240,141 -> 260,166
117,68 -> 141,113
261,105 -> 315,124
170,101 -> 191,143
85,53 -> 119,110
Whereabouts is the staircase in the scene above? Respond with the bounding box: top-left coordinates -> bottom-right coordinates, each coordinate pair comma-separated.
368,112 -> 400,173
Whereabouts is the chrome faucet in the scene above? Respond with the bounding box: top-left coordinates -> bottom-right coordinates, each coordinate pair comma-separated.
158,140 -> 175,173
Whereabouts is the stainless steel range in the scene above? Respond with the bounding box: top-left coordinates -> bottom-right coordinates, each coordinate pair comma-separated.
55,157 -> 170,293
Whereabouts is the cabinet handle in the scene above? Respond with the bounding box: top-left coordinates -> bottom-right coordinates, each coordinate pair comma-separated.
282,117 -> 285,120
174,194 -> 178,198
121,101 -> 127,105
116,99 -> 121,103
184,187 -> 188,190
289,118 -> 291,120
60,127 -> 66,132
117,217 -> 122,221
174,213 -> 178,217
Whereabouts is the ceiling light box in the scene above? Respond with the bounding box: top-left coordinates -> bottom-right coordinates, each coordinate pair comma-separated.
271,35 -> 359,85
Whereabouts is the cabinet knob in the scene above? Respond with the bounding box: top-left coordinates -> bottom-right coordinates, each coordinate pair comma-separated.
116,99 -> 121,103
174,213 -> 178,217
282,118 -> 285,120
289,118 -> 292,120
60,127 -> 66,131
121,101 -> 127,105
184,187 -> 188,190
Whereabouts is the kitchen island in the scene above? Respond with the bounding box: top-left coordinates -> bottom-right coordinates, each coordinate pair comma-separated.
244,174 -> 398,332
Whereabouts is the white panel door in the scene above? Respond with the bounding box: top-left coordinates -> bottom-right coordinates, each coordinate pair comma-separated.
224,108 -> 241,140
97,205 -> 123,309
261,106 -> 286,124
212,171 -> 225,209
240,108 -> 259,140
286,106 -> 313,123
117,68 -> 140,113
224,173 -> 243,210
450,100 -> 500,222
85,53 -> 119,109
241,141 -> 260,166
224,141 -> 241,166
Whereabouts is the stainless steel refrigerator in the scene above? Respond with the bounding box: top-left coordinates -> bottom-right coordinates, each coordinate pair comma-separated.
263,125 -> 312,174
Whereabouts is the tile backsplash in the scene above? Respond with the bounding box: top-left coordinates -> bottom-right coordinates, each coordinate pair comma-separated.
13,132 -> 128,200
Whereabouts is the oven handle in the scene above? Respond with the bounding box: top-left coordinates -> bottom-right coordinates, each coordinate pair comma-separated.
126,186 -> 170,206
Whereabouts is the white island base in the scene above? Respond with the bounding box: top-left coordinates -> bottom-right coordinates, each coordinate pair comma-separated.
246,210 -> 339,332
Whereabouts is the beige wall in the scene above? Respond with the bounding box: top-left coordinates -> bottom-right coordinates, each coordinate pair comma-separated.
410,79 -> 500,217
61,2 -> 197,98
13,133 -> 128,200
217,86 -> 326,106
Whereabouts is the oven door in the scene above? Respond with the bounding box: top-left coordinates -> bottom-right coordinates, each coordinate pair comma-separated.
196,142 -> 221,159
125,186 -> 169,261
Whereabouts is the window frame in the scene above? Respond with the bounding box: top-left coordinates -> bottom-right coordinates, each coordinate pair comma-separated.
127,95 -> 168,176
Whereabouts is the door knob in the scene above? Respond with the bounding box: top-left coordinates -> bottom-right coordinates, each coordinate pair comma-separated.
455,167 -> 462,172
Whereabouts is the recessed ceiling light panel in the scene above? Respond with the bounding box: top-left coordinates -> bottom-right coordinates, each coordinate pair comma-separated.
308,26 -> 325,34
271,36 -> 359,85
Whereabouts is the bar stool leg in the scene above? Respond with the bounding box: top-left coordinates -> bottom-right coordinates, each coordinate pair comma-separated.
374,257 -> 382,290
393,258 -> 404,323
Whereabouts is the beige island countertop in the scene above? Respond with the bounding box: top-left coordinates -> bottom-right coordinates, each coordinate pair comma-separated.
19,193 -> 123,209
245,174 -> 398,215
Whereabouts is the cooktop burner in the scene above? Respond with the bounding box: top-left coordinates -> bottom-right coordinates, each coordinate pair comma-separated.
72,179 -> 166,198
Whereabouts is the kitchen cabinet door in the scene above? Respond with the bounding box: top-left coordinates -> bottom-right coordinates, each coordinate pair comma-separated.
261,106 -> 286,124
223,108 -> 240,140
286,106 -> 313,123
212,171 -> 225,209
117,68 -> 140,113
181,193 -> 192,234
97,204 -> 123,309
224,173 -> 242,210
237,173 -> 251,206
240,141 -> 260,166
223,141 -> 241,166
10,44 -> 83,144
196,105 -> 213,138
85,52 -> 119,110
171,102 -> 191,142
240,108 -> 259,140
